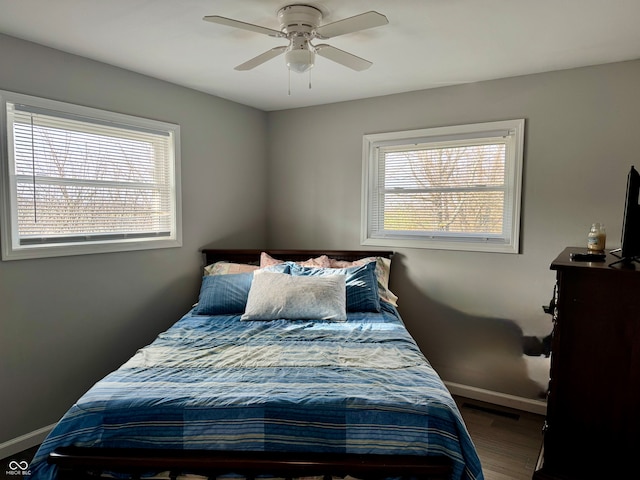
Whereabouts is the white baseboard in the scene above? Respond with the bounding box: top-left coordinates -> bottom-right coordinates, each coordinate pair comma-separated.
0,424 -> 55,460
445,381 -> 547,415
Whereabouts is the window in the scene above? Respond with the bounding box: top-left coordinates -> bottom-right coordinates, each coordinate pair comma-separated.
361,119 -> 524,253
0,90 -> 181,260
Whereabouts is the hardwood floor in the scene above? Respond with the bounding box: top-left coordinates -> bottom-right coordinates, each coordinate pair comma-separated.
455,396 -> 545,480
3,398 -> 545,480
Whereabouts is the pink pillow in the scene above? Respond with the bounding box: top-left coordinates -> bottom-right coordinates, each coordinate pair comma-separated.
204,261 -> 259,276
260,252 -> 331,268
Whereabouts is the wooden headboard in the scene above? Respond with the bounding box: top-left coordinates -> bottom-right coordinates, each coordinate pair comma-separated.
201,249 -> 394,266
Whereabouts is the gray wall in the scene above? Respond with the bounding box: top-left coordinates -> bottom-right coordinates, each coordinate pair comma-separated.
266,59 -> 640,400
3,28 -> 640,447
0,34 -> 269,445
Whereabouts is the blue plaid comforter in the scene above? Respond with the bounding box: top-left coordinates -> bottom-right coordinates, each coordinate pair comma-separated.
28,304 -> 483,480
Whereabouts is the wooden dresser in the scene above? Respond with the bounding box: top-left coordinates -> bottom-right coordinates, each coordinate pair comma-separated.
533,247 -> 640,479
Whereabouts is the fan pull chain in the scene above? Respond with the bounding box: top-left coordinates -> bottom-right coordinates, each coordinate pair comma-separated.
287,69 -> 313,95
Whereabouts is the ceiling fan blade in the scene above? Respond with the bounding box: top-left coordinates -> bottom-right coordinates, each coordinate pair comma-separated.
315,11 -> 388,39
234,46 -> 287,71
315,44 -> 372,71
203,15 -> 283,38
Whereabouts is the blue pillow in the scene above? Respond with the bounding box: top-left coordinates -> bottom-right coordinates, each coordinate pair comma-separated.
196,263 -> 291,315
290,260 -> 381,312
195,272 -> 253,315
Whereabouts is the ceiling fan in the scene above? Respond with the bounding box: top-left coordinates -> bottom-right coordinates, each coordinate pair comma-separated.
203,4 -> 388,74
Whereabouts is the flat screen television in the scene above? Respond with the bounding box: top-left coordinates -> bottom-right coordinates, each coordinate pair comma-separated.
618,165 -> 640,265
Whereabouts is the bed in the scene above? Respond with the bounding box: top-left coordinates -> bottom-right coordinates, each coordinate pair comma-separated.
28,249 -> 483,480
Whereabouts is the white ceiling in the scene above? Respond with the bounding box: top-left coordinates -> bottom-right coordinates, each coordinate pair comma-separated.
1,0 -> 640,112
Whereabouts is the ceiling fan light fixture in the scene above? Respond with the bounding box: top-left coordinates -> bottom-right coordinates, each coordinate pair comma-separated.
285,46 -> 315,73
204,5 -> 389,77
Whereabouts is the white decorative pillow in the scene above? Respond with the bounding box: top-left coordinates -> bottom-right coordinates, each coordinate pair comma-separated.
241,271 -> 347,321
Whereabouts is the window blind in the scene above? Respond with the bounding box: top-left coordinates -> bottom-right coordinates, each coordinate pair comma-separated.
376,140 -> 508,237
8,102 -> 175,246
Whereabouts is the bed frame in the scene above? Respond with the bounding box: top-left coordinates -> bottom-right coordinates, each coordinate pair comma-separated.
201,248 -> 395,266
48,249 -> 454,480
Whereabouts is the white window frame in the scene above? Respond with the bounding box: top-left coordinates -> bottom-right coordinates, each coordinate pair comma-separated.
0,90 -> 182,260
361,119 -> 524,254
